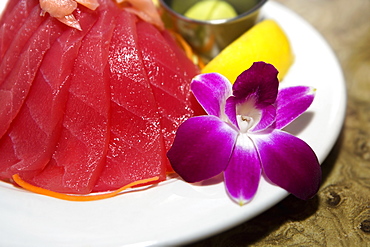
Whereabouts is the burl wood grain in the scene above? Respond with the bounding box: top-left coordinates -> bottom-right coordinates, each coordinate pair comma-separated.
186,0 -> 370,246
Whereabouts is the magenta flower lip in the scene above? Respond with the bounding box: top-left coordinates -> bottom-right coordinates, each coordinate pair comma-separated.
167,62 -> 321,205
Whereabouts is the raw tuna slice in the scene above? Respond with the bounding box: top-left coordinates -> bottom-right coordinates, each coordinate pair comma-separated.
0,17 -> 65,138
136,21 -> 199,153
161,31 -> 200,85
0,8 -> 98,179
161,30 -> 205,123
93,11 -> 166,192
0,0 -> 202,195
0,0 -> 38,59
29,4 -> 116,194
0,0 -> 23,24
0,5 -> 47,84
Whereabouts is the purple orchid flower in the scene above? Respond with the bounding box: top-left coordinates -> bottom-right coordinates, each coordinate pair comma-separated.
167,62 -> 321,205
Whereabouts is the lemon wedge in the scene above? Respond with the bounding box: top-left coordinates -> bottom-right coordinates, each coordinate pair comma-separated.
202,19 -> 294,82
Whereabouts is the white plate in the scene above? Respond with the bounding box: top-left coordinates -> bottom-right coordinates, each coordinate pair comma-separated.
0,1 -> 6,15
0,1 -> 346,246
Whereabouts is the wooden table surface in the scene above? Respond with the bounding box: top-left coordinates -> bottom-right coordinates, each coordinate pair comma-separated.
186,0 -> 370,246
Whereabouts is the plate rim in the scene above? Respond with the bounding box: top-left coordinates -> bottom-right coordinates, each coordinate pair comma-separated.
0,1 -> 347,246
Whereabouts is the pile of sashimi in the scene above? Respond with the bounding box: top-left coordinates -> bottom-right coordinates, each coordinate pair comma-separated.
0,0 -> 203,196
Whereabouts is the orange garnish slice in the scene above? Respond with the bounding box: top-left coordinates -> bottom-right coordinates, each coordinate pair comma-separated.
12,174 -> 159,201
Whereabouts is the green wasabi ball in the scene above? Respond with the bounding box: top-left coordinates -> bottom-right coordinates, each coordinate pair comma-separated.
184,0 -> 238,21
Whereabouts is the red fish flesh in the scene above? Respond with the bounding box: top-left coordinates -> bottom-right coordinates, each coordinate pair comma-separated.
0,0 -> 201,194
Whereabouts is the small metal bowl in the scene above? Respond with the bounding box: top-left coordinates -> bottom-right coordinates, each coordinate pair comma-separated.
158,0 -> 268,61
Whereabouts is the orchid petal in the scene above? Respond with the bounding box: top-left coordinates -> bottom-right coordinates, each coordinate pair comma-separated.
250,104 -> 276,132
167,115 -> 238,183
275,86 -> 316,129
191,73 -> 232,119
232,62 -> 279,108
251,130 -> 321,200
224,134 -> 261,205
224,96 -> 238,128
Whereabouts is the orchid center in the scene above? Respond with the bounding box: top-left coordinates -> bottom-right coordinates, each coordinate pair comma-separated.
236,98 -> 261,133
